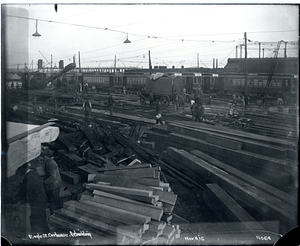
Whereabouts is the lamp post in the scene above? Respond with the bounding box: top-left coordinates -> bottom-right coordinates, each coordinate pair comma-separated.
32,19 -> 41,37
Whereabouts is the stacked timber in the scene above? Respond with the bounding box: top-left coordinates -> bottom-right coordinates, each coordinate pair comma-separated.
49,163 -> 181,245
166,121 -> 298,192
161,146 -> 297,237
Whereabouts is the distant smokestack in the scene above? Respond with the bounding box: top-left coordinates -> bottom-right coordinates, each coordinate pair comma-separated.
216,59 -> 218,69
213,58 -> 215,69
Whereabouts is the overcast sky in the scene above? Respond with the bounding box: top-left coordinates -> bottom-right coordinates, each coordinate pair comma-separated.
3,4 -> 299,70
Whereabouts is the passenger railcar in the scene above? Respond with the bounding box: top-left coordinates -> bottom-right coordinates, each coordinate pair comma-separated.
221,73 -> 297,97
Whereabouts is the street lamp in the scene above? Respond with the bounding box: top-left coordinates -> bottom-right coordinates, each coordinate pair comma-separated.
32,19 -> 41,37
123,33 -> 131,43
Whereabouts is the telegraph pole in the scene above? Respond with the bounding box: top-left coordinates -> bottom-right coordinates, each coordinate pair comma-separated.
148,50 -> 152,74
78,51 -> 81,72
244,32 -> 248,94
197,54 -> 199,68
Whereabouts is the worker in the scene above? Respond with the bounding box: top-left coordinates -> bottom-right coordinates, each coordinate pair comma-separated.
32,99 -> 38,114
179,92 -> 185,110
42,149 -> 61,215
108,92 -> 115,115
149,91 -> 154,108
277,97 -> 284,108
207,94 -> 213,105
244,93 -> 250,110
83,99 -> 92,122
190,100 -> 197,121
16,163 -> 49,234
123,85 -> 127,94
156,100 -> 163,125
173,91 -> 179,110
182,87 -> 187,102
194,90 -> 200,104
232,92 -> 237,105
196,102 -> 205,122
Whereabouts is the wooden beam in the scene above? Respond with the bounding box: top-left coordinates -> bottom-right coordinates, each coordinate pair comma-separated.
86,183 -> 153,197
79,199 -> 151,224
166,147 -> 296,225
92,192 -> 163,221
7,122 -> 55,144
192,149 -> 296,206
204,183 -> 265,232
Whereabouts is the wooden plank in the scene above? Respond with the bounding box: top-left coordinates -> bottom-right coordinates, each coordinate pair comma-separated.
60,171 -> 81,185
86,183 -> 153,197
168,133 -> 292,190
162,151 -> 207,188
95,174 -> 158,191
153,189 -> 177,206
96,163 -> 152,172
166,147 -> 295,226
191,149 -> 296,206
57,149 -> 84,167
92,192 -> 163,221
148,221 -> 166,231
205,135 -> 242,150
204,183 -> 265,231
49,210 -> 119,244
79,199 -> 151,224
7,122 -> 55,144
56,134 -> 77,153
63,200 -> 145,232
160,225 -> 176,239
92,189 -> 157,207
162,203 -> 174,214
104,167 -> 160,179
61,207 -> 142,238
143,229 -> 163,238
140,141 -> 156,149
169,121 -> 296,150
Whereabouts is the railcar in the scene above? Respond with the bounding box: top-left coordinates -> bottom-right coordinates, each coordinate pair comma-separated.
221,73 -> 297,97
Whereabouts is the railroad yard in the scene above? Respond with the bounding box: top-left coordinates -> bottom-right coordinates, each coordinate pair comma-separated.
2,86 -> 298,245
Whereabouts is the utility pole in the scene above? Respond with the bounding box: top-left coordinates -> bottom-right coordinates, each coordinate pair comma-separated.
236,46 -> 238,58
78,51 -> 81,73
284,42 -> 287,73
148,50 -> 152,74
244,32 -> 248,94
51,55 -> 53,74
197,54 -> 199,68
259,43 -> 261,58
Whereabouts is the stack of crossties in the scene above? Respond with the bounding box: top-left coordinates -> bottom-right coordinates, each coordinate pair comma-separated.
49,162 -> 180,245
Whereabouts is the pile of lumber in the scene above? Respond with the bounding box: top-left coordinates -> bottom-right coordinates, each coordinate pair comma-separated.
161,146 -> 297,236
166,121 -> 297,192
49,163 -> 181,245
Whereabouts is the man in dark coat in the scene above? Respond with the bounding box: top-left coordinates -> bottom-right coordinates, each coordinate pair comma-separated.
108,92 -> 115,115
16,163 -> 49,234
149,91 -> 154,108
83,99 -> 92,122
43,149 -> 62,215
155,100 -> 163,125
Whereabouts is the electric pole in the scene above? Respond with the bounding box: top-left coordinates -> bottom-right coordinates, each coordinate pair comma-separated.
244,32 -> 248,94
148,50 -> 152,74
78,51 -> 81,73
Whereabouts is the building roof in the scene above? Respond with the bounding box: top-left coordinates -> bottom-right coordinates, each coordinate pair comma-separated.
224,57 -> 298,75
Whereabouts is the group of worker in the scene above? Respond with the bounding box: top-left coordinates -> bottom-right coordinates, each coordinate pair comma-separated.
16,149 -> 61,235
82,92 -> 115,122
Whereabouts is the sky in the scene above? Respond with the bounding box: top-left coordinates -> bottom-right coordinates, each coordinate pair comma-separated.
3,4 -> 299,71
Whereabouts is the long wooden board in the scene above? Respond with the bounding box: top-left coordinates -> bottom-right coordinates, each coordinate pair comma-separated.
191,149 -> 296,205
166,147 -> 296,226
204,183 -> 265,232
91,192 -> 163,221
